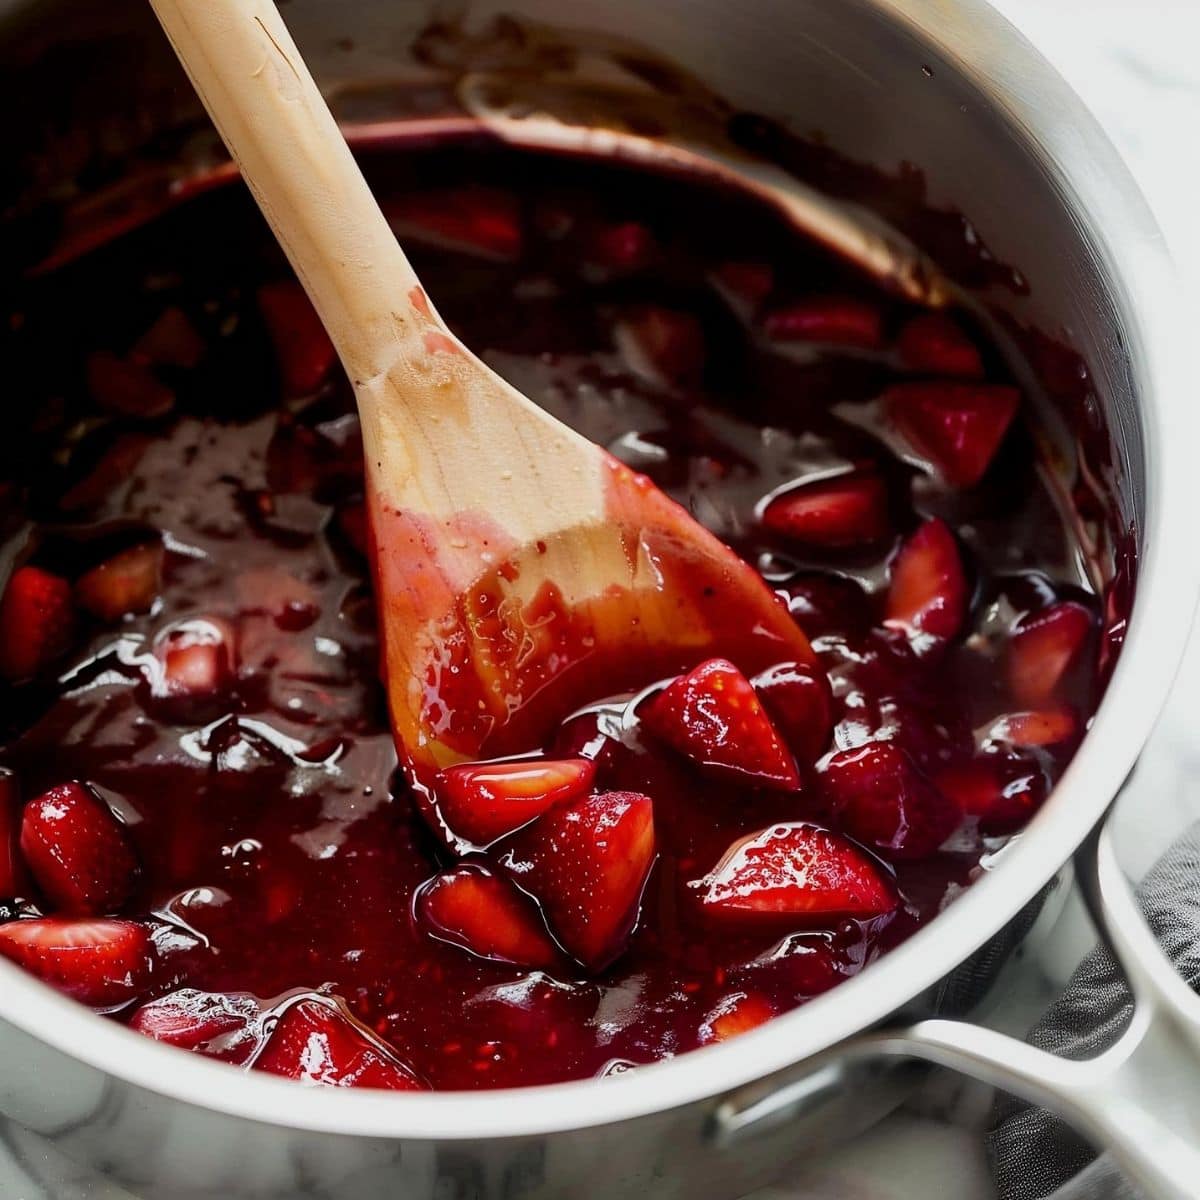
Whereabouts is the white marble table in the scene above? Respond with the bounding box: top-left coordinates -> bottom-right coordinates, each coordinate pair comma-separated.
4,2 -> 1199,1197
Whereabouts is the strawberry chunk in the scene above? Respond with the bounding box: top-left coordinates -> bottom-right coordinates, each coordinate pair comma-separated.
130,306 -> 206,369
1008,601 -> 1093,707
884,518 -> 968,641
416,864 -> 559,969
75,542 -> 164,622
699,991 -> 775,1044
886,382 -> 1019,487
85,351 -> 175,419
160,641 -> 226,696
586,221 -> 657,274
435,758 -> 596,847
385,187 -> 522,262
761,472 -> 890,548
764,296 -> 883,348
501,791 -> 655,971
987,707 -> 1079,748
751,932 -> 849,997
0,566 -> 76,682
151,617 -> 235,704
128,989 -> 263,1063
642,658 -> 800,789
264,415 -> 361,496
895,313 -> 984,379
0,768 -> 24,898
257,281 -> 337,397
933,760 -> 1046,834
0,917 -> 152,1009
59,434 -> 150,513
711,261 -> 774,309
21,781 -> 139,915
613,306 -> 706,387
818,742 -> 958,860
255,999 -> 425,1090
694,823 -> 896,925
750,661 -> 833,765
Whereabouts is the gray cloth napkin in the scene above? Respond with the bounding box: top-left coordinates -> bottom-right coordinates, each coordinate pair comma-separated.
989,821 -> 1200,1200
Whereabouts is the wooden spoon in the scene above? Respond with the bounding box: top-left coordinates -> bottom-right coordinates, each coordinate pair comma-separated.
148,0 -> 816,781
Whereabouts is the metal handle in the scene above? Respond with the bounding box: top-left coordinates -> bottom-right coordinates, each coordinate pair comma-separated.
714,811 -> 1200,1200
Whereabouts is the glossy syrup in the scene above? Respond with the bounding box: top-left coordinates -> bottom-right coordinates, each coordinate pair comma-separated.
0,143 -> 1104,1088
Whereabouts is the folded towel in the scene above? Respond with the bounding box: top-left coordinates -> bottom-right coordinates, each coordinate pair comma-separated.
988,821 -> 1200,1199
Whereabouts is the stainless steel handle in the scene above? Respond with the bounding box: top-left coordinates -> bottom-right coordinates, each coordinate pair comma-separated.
713,810 -> 1200,1200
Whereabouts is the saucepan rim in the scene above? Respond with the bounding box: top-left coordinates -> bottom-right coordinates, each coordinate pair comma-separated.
0,0 -> 1195,1143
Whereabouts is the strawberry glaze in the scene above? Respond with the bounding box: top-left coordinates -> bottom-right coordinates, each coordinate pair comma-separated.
0,144 -> 1108,1089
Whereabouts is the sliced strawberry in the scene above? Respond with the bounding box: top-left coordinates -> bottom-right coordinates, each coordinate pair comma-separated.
886,381 -> 1019,487
933,760 -> 1046,834
764,296 -> 883,348
385,187 -> 522,262
613,306 -> 706,387
0,768 -> 23,898
128,989 -> 262,1063
501,791 -> 655,971
694,822 -> 896,925
130,306 -> 206,370
75,542 -> 163,622
255,999 -> 425,1090
761,472 -> 890,548
151,617 -> 235,704
85,351 -> 175,419
750,661 -> 833,765
0,917 -> 152,1009
784,572 -> 873,637
642,658 -> 800,789
895,313 -> 984,380
416,864 -> 559,969
884,518 -> 968,641
20,781 -> 139,915
257,280 -> 337,397
586,221 -> 657,274
711,261 -> 774,308
435,758 -> 595,847
698,991 -> 775,1044
1008,601 -> 1093,707
818,742 -> 958,860
59,433 -> 151,513
160,642 -> 227,696
987,707 -> 1079,748
264,415 -> 359,496
747,932 -> 848,997
0,566 -> 76,682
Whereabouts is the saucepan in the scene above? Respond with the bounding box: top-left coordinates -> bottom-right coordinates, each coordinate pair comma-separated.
0,0 -> 1196,1197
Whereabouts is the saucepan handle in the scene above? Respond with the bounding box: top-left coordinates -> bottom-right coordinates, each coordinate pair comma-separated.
711,811 -> 1200,1200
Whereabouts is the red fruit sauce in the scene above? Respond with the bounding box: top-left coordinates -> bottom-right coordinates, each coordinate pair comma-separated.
0,143 -> 1109,1090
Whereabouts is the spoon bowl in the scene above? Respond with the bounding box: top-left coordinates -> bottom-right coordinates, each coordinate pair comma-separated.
149,0 -> 815,779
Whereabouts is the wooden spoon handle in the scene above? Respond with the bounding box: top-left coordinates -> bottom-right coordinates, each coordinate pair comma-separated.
148,0 -> 421,383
